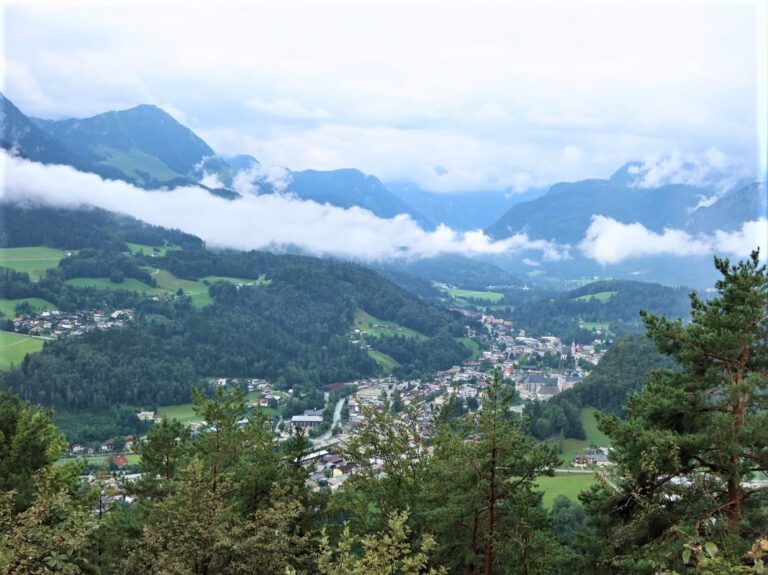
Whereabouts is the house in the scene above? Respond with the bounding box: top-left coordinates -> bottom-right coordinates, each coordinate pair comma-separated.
137,410 -> 155,422
291,415 -> 323,430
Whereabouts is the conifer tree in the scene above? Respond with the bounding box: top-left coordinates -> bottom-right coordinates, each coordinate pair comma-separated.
583,250 -> 768,572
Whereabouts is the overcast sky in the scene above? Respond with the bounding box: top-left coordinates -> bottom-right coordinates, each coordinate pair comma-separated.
2,0 -> 765,193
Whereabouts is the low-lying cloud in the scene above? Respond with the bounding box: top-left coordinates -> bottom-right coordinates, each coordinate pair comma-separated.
580,215 -> 768,265
0,152 -> 567,262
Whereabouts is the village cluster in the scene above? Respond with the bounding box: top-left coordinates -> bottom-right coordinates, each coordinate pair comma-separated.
66,312 -> 611,494
10,307 -> 135,338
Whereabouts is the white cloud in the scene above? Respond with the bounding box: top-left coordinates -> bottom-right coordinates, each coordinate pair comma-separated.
245,98 -> 330,121
0,152 -> 567,262
579,215 -> 768,265
627,148 -> 752,193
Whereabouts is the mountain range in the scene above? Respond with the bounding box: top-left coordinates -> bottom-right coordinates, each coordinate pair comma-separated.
2,91 -> 764,287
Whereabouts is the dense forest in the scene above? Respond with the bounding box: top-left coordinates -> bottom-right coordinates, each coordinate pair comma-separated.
505,279 -> 691,343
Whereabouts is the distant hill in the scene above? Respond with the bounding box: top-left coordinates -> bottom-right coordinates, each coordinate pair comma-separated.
376,253 -> 523,291
687,182 -> 767,233
509,279 -> 691,343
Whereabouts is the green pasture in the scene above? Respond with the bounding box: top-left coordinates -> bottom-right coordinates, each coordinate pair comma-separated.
550,408 -> 611,469
536,473 -> 597,507
0,331 -> 45,369
458,336 -> 482,358
368,350 -> 400,372
448,288 -> 505,303
354,309 -> 427,340
0,247 -> 66,279
573,291 -> 617,303
0,297 -> 56,318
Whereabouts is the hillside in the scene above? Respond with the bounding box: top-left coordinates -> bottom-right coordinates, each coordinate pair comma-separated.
0,204 -> 471,412
509,279 -> 690,343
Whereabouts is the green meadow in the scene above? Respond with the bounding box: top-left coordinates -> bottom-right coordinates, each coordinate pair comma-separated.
354,309 -> 427,340
573,291 -> 617,303
0,331 -> 45,370
0,246 -> 66,279
0,297 -> 56,318
449,288 -> 505,303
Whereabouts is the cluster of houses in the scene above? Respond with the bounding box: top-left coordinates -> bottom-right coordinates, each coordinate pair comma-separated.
11,308 -> 134,338
572,447 -> 612,468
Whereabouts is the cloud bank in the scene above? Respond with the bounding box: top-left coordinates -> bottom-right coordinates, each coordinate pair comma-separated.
0,153 -> 567,262
580,215 -> 768,265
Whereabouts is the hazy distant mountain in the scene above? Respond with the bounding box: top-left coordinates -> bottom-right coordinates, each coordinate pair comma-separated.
0,91 -> 92,170
285,169 -> 430,225
386,182 -> 546,231
687,182 -> 767,233
485,176 -> 712,243
32,104 -> 215,188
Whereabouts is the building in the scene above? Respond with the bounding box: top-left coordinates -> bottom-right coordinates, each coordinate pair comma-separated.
291,415 -> 323,430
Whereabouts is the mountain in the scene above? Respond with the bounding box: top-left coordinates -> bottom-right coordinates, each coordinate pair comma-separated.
285,169 -> 430,225
485,177 -> 709,244
0,91 -> 92,170
31,104 -> 216,188
387,182 -> 546,231
687,181 -> 767,233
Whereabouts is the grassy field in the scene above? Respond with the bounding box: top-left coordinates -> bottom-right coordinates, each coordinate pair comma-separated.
65,277 -> 165,294
368,350 -> 400,372
459,336 -> 483,358
578,321 -> 610,331
354,309 -> 427,340
551,407 -> 611,468
0,247 -> 66,280
157,391 -> 282,424
573,291 -> 617,303
0,297 -> 56,318
537,473 -> 597,507
0,331 -> 45,369
449,288 -> 505,303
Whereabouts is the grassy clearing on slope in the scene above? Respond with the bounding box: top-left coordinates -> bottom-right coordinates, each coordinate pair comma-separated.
448,288 -> 504,303
93,145 -> 180,182
56,453 -> 142,468
157,391 -> 280,424
0,247 -> 66,280
368,350 -> 400,372
354,309 -> 427,340
536,473 -> 597,507
0,331 -> 45,369
459,336 -> 482,358
573,291 -> 617,303
0,297 -> 56,318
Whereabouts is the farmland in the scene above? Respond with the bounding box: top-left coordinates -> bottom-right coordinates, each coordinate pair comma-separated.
0,246 -> 66,279
0,331 -> 46,369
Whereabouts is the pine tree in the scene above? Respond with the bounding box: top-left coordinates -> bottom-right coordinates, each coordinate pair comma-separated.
583,250 -> 768,572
